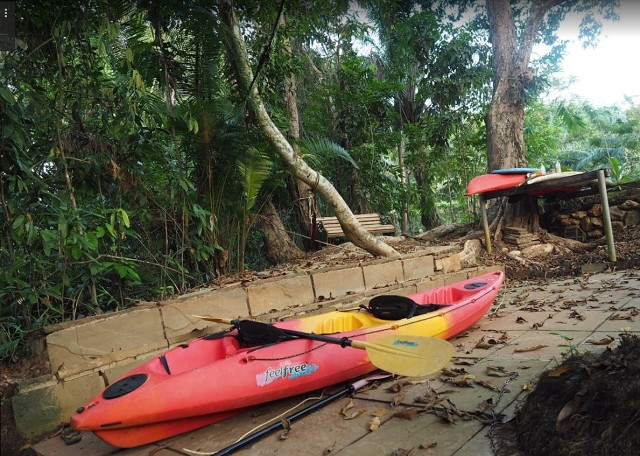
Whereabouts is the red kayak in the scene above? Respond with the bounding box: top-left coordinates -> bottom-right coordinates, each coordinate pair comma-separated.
71,271 -> 504,447
465,173 -> 527,195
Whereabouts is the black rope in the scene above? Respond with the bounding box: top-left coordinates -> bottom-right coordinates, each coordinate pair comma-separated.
246,0 -> 286,97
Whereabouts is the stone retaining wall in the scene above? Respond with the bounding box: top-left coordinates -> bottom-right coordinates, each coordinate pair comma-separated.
546,187 -> 640,241
12,244 -> 503,439
553,199 -> 640,240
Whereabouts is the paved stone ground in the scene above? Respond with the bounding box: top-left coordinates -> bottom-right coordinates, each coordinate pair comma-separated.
34,269 -> 640,456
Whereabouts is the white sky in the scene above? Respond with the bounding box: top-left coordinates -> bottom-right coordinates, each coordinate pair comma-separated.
352,2 -> 639,108
543,1 -> 640,108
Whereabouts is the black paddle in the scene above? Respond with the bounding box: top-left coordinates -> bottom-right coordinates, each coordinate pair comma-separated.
205,373 -> 391,456
194,317 -> 454,377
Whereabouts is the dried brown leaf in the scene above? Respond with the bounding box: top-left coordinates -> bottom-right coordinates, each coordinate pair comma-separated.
486,365 -> 511,377
394,407 -> 422,420
547,364 -> 575,377
385,379 -> 413,393
569,310 -> 586,321
280,417 -> 291,431
342,409 -> 365,420
440,368 -> 464,377
556,391 -> 586,430
340,399 -> 354,415
445,378 -> 475,387
389,448 -> 417,456
453,359 -> 475,366
513,344 -> 548,353
322,442 -> 336,455
392,390 -> 406,406
431,406 -> 456,424
586,335 -> 614,345
474,379 -> 500,391
476,398 -> 494,413
419,441 -> 437,450
532,314 -> 553,329
475,337 -> 492,349
414,388 -> 443,407
369,416 -> 381,431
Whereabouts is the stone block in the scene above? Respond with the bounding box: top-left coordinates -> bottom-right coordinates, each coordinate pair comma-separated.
13,372 -> 103,438
416,277 -> 445,292
620,199 -> 640,210
588,204 -> 602,217
312,266 -> 365,301
247,273 -> 314,316
401,255 -> 434,281
522,243 -> 555,258
99,350 -> 162,385
474,264 -> 505,276
581,263 -> 608,275
435,253 -> 461,273
624,209 -> 640,226
444,271 -> 469,286
160,285 -> 249,343
609,205 -> 624,221
362,260 -> 403,290
46,307 -> 166,374
459,239 -> 482,268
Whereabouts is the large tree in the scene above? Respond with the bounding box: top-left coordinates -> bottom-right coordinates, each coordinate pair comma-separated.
365,2 -> 490,232
484,0 -> 618,231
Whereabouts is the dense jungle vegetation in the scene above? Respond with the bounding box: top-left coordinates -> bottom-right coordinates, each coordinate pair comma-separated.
1,0 -> 639,360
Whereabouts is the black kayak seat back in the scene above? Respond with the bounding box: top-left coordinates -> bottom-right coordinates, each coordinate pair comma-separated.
366,295 -> 446,320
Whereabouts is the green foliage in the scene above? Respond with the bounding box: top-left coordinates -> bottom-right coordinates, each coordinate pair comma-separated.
527,101 -> 640,183
298,138 -> 359,170
1,0 -> 636,363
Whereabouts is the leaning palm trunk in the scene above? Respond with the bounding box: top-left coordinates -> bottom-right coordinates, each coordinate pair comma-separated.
220,1 -> 397,257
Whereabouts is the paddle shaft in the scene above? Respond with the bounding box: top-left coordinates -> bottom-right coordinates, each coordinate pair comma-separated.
276,326 -> 359,348
195,317 -> 454,376
253,325 -> 431,360
210,374 -> 389,456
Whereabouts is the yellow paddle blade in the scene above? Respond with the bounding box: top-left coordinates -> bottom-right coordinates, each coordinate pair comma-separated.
353,335 -> 454,377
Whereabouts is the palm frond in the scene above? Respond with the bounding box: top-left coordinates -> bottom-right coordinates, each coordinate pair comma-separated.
298,137 -> 359,169
556,102 -> 586,133
238,147 -> 273,214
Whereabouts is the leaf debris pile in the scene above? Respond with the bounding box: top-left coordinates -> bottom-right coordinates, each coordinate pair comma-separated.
509,334 -> 640,456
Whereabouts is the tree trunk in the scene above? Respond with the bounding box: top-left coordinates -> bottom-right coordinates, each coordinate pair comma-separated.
220,0 -> 397,258
259,199 -> 305,264
281,16 -> 317,248
398,134 -> 408,234
412,153 -> 441,231
414,173 -> 440,230
485,0 -> 555,231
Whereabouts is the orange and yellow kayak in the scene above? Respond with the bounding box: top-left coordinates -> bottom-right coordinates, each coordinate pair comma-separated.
71,271 -> 504,447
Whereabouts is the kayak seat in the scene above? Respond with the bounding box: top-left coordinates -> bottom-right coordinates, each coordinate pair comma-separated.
366,295 -> 447,320
309,314 -> 365,334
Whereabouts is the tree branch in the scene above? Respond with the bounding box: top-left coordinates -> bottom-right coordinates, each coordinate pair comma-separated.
219,0 -> 397,257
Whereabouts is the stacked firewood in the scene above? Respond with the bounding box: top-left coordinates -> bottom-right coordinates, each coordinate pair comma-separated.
551,199 -> 640,241
503,226 -> 541,248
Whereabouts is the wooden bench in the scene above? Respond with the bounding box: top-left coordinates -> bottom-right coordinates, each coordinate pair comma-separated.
316,213 -> 396,240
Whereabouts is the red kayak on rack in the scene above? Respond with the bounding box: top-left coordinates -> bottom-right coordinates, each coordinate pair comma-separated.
71,271 -> 504,448
465,173 -> 527,195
